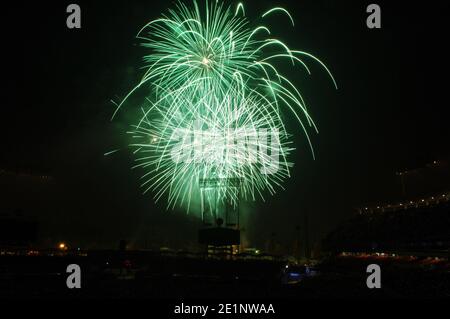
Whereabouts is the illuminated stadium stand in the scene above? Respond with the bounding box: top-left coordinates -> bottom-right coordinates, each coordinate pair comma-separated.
324,192 -> 450,258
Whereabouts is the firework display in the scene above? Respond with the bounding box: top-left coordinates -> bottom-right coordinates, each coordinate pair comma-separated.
113,0 -> 336,213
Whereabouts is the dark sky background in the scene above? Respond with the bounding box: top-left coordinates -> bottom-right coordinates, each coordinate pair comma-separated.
1,0 -> 449,250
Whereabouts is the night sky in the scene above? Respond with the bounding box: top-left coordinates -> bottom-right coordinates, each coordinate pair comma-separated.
1,0 -> 449,250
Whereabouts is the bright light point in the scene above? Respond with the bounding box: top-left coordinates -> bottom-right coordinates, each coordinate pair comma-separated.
58,243 -> 66,249
201,57 -> 210,67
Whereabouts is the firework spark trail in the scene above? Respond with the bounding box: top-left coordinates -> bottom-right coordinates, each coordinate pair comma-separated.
112,0 -> 336,213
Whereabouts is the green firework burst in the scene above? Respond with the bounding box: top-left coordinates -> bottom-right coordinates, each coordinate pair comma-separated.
113,0 -> 336,213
